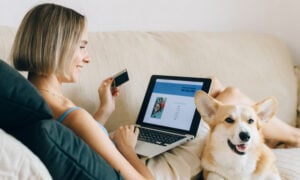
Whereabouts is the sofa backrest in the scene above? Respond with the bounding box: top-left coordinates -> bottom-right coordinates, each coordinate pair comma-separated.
0,26 -> 297,131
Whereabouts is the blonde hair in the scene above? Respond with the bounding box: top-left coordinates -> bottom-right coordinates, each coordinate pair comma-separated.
11,3 -> 86,77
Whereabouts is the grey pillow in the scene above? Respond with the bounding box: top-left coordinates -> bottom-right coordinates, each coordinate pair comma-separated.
0,59 -> 52,129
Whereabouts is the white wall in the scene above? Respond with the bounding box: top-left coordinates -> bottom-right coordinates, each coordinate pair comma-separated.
1,0 -> 300,65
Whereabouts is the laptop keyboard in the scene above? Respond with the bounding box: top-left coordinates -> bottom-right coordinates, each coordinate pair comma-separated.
138,128 -> 186,146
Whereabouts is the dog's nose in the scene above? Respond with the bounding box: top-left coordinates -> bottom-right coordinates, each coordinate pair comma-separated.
239,132 -> 250,142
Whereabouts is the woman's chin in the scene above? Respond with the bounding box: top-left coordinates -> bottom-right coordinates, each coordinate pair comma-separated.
64,75 -> 80,83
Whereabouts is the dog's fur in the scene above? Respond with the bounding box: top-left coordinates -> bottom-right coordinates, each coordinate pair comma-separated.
194,90 -> 281,180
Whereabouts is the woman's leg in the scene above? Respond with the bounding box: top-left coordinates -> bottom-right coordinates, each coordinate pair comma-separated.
208,77 -> 300,148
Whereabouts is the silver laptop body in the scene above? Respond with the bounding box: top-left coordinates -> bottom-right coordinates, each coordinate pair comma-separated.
135,75 -> 211,158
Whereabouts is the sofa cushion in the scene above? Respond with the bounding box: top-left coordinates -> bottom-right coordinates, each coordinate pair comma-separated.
11,120 -> 123,180
0,59 -> 52,129
274,148 -> 300,179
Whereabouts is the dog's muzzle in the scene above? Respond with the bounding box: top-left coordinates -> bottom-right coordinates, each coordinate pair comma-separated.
227,132 -> 250,155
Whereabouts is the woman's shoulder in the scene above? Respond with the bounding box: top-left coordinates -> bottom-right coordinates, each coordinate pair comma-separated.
57,106 -> 81,122
40,92 -> 78,120
39,92 -> 95,124
53,103 -> 94,125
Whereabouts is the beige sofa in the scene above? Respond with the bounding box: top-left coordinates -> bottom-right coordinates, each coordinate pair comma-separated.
0,25 -> 300,179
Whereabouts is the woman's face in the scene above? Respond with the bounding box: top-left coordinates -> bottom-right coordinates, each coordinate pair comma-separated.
64,27 -> 90,83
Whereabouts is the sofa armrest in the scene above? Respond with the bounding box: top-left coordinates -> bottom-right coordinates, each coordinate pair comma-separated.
294,66 -> 300,127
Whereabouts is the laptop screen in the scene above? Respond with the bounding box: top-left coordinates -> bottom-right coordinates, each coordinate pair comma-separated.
136,75 -> 211,135
143,79 -> 203,131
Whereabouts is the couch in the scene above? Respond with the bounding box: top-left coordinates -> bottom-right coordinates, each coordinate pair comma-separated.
1,25 -> 300,179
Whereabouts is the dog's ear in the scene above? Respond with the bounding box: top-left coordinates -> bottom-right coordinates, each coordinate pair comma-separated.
194,90 -> 220,123
253,97 -> 278,123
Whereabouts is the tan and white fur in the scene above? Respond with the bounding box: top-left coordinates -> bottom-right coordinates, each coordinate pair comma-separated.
194,90 -> 281,180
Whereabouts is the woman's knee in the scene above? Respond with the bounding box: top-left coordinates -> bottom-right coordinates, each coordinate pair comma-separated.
222,86 -> 241,97
215,86 -> 242,104
209,76 -> 221,86
217,86 -> 253,105
208,76 -> 225,97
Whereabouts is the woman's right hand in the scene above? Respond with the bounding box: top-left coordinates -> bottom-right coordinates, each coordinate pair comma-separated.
94,77 -> 120,124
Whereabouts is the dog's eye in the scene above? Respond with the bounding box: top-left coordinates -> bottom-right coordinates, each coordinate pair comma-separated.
225,117 -> 234,123
248,119 -> 254,124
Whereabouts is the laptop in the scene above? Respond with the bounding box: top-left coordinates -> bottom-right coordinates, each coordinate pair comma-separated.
135,75 -> 211,158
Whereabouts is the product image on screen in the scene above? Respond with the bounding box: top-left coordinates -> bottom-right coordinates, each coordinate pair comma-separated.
150,97 -> 167,119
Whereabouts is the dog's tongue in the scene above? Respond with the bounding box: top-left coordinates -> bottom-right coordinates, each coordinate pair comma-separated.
236,144 -> 247,152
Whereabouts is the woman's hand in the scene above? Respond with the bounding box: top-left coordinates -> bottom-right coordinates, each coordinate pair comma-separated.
94,77 -> 120,124
111,125 -> 154,180
111,125 -> 139,152
98,77 -> 120,111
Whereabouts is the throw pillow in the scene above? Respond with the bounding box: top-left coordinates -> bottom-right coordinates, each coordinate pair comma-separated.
0,60 -> 52,129
0,128 -> 52,179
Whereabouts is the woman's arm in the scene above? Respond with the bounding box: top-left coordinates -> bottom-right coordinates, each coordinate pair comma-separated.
111,125 -> 154,179
63,110 -> 153,179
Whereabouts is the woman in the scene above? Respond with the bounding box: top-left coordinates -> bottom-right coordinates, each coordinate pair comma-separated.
11,3 -> 153,180
11,3 -> 300,180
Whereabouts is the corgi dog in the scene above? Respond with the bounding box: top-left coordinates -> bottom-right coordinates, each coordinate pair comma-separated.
194,90 -> 281,180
